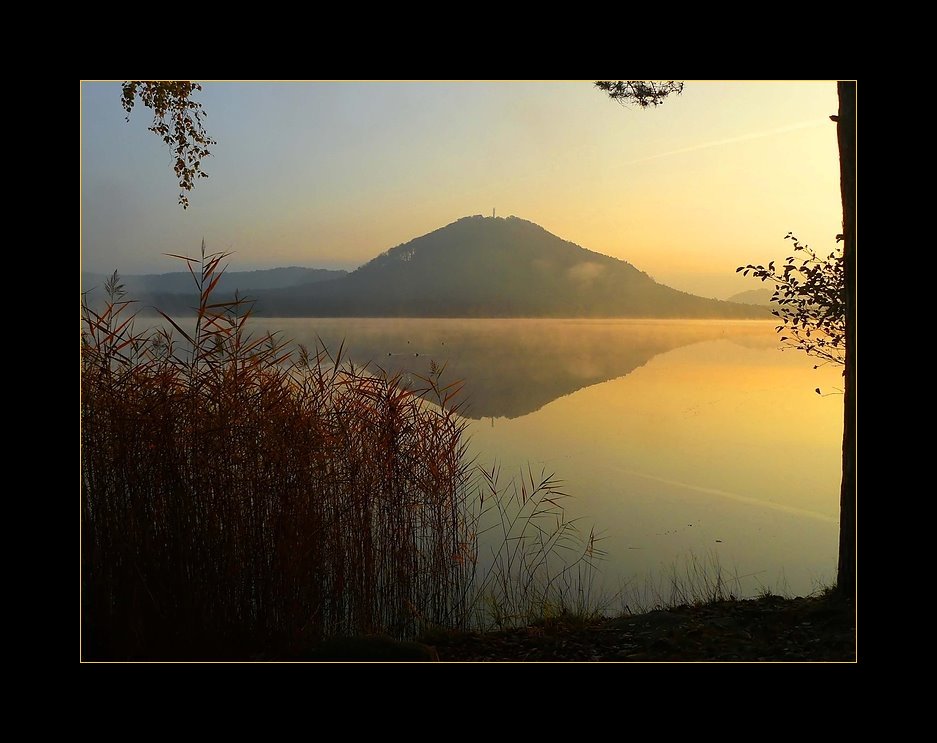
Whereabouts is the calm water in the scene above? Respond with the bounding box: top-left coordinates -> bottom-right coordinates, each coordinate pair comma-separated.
262,317 -> 843,601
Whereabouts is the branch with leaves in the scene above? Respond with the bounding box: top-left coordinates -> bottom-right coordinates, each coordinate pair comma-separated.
595,81 -> 685,108
739,233 -> 845,369
121,81 -> 215,209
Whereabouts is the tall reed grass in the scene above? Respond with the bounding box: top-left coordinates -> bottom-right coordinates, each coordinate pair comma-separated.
81,245 -> 599,659
462,464 -> 605,628
612,550 -> 798,616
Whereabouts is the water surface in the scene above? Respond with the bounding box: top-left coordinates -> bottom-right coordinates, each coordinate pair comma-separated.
263,317 -> 843,601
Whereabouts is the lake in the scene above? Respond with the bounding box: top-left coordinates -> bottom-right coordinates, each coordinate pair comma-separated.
259,317 -> 843,605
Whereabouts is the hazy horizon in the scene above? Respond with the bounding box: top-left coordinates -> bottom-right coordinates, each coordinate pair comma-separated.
81,81 -> 841,301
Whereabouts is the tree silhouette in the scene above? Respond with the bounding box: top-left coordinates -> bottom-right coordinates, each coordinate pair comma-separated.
594,81 -> 684,108
739,233 -> 845,369
597,80 -> 856,599
833,82 -> 856,600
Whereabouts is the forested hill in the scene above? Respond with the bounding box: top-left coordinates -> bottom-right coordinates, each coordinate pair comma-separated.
255,215 -> 768,318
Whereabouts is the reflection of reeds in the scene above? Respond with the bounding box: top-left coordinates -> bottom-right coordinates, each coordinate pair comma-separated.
81,246 -> 600,660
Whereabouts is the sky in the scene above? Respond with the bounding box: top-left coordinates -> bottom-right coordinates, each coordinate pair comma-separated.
80,81 -> 842,300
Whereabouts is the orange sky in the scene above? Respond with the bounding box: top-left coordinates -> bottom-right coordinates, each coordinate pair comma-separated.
81,81 -> 842,299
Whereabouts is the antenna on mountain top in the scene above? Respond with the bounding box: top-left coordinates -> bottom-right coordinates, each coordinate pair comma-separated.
492,208 -> 496,218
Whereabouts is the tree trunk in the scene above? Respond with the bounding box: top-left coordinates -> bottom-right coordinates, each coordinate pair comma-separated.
836,81 -> 856,599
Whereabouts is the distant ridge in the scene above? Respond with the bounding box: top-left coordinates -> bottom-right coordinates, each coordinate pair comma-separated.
255,215 -> 769,319
726,287 -> 774,306
81,266 -> 347,297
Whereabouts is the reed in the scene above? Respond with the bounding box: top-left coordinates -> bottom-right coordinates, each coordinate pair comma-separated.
615,551 -> 779,616
81,247 -> 475,659
459,464 -> 606,629
80,245 -> 599,660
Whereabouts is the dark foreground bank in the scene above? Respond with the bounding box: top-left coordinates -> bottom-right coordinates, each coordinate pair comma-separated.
83,594 -> 855,662
426,594 -> 855,662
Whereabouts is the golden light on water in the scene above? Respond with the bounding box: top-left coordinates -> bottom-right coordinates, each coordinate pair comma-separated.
263,316 -> 844,595
461,320 -> 843,594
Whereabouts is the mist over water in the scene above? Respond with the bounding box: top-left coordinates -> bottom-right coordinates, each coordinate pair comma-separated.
262,317 -> 842,599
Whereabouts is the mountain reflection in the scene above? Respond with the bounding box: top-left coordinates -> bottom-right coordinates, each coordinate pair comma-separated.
268,318 -> 778,420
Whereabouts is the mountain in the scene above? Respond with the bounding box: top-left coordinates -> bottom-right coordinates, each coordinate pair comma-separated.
727,288 -> 774,306
255,216 -> 768,318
